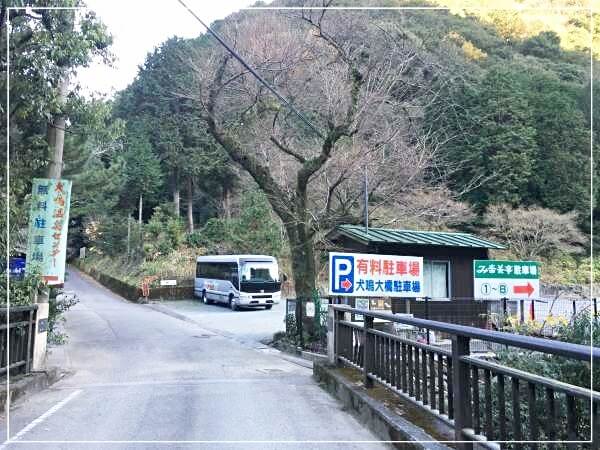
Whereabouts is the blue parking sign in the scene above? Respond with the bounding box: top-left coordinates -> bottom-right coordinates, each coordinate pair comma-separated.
331,254 -> 354,294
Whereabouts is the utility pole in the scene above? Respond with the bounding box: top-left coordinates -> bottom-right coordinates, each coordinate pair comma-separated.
364,168 -> 369,236
46,74 -> 69,179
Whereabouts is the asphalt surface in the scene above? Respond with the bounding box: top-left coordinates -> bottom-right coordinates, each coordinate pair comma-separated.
1,268 -> 389,449
148,298 -> 287,344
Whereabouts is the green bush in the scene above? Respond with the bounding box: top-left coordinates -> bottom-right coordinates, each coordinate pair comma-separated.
542,254 -> 597,287
498,311 -> 599,389
144,205 -> 185,259
199,189 -> 283,256
85,215 -> 130,257
48,292 -> 79,344
0,269 -> 42,306
185,231 -> 204,248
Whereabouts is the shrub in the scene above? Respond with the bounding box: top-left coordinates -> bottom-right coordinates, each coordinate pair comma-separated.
144,205 -> 185,259
186,231 -> 204,248
0,269 -> 42,306
198,189 -> 283,256
498,311 -> 599,388
84,215 -> 130,257
48,292 -> 79,344
484,204 -> 586,259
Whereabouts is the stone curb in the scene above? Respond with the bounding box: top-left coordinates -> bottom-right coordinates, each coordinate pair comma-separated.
314,361 -> 453,450
1,367 -> 66,413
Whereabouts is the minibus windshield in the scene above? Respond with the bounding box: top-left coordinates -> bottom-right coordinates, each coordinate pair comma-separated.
240,261 -> 279,282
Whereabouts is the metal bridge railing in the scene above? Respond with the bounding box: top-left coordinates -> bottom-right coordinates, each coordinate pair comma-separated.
331,304 -> 600,449
0,305 -> 38,378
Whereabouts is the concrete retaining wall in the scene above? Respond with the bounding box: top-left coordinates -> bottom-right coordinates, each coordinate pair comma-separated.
71,262 -> 193,302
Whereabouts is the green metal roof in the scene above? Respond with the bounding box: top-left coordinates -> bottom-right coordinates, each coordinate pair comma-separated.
332,224 -> 506,250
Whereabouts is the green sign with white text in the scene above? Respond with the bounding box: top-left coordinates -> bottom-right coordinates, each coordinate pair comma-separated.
473,260 -> 540,299
473,260 -> 540,279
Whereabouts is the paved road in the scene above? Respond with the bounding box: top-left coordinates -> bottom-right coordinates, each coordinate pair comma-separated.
149,298 -> 286,344
1,269 -> 389,449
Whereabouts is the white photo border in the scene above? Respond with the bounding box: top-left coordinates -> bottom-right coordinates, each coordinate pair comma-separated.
3,1 -> 596,446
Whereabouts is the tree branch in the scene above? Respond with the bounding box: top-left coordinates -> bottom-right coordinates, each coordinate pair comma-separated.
269,136 -> 306,163
204,56 -> 295,225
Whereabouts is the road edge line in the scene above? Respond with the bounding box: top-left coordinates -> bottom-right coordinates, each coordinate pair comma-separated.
1,389 -> 82,447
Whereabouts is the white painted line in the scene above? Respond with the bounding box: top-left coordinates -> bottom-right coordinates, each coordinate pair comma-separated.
0,389 -> 82,448
50,378 -> 302,389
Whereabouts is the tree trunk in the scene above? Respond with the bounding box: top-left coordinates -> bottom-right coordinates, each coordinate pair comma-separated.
222,186 -> 232,220
289,232 -> 316,300
138,194 -> 143,225
172,170 -> 180,216
285,202 -> 316,301
126,215 -> 131,259
46,74 -> 69,179
173,188 -> 180,217
187,177 -> 194,233
204,111 -> 319,302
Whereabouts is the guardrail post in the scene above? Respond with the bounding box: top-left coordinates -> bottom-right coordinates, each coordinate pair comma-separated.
594,298 -> 598,319
296,297 -> 304,348
519,299 -> 525,324
327,305 -> 335,365
452,335 -> 473,450
363,315 -> 374,388
334,309 -> 345,366
424,296 -> 430,344
25,308 -> 34,373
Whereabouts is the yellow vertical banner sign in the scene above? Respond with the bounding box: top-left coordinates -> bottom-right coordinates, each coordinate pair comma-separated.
25,178 -> 72,285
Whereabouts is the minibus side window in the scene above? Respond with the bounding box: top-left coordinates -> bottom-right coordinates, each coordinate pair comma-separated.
230,263 -> 239,288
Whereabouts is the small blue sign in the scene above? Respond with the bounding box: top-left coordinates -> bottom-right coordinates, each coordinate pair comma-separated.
9,257 -> 26,279
331,254 -> 354,294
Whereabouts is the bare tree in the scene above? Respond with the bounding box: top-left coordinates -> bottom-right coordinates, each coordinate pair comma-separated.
377,188 -> 476,231
485,204 -> 586,259
178,6 -> 446,298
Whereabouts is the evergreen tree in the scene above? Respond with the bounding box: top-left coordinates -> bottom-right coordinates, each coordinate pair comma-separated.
430,67 -> 537,210
526,72 -> 589,215
121,124 -> 164,224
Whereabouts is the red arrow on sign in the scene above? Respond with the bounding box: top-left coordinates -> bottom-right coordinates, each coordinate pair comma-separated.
513,282 -> 534,297
341,279 -> 353,291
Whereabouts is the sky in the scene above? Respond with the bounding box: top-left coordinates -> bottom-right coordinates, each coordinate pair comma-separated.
77,0 -> 260,97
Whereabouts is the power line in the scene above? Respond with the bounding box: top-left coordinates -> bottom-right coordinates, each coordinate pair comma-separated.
175,0 -> 324,140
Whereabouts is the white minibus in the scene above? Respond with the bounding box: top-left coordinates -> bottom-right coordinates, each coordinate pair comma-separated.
194,255 -> 281,311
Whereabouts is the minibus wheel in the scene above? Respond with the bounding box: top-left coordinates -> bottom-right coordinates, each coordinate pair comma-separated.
229,294 -> 238,311
202,290 -> 211,305
265,305 -> 273,310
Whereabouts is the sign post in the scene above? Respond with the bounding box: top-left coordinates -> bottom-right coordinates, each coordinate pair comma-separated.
25,178 -> 72,370
473,260 -> 540,300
